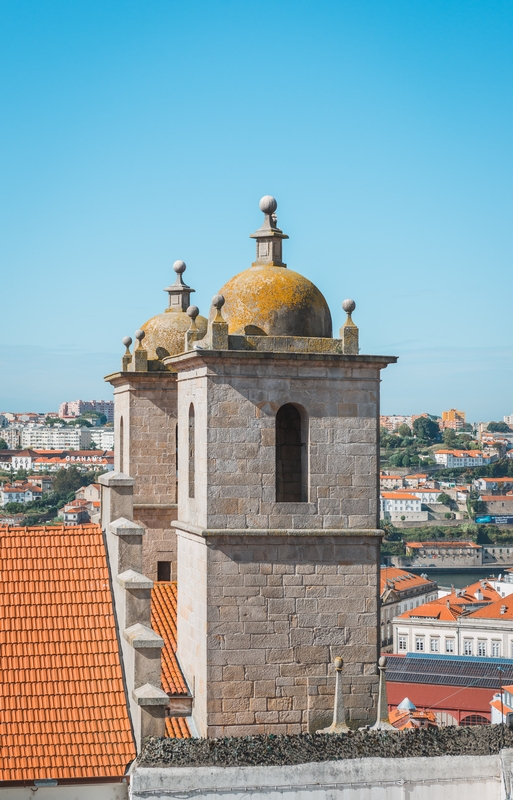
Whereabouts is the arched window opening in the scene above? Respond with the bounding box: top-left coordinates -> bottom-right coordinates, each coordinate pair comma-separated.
119,416 -> 124,474
188,404 -> 195,499
460,714 -> 489,726
276,403 -> 308,502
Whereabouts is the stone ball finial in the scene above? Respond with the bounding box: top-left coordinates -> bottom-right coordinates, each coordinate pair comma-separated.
342,299 -> 356,314
122,336 -> 132,348
173,260 -> 186,274
334,656 -> 343,670
259,195 -> 277,215
135,329 -> 145,342
379,656 -> 387,668
187,305 -> 199,320
212,294 -> 225,310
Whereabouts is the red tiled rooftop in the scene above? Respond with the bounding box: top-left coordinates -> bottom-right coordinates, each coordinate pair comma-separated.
151,582 -> 189,696
0,524 -> 136,781
165,716 -> 191,739
380,567 -> 435,595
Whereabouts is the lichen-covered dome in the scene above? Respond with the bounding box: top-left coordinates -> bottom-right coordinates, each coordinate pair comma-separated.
214,264 -> 332,337
141,309 -> 207,359
211,197 -> 332,338
140,260 -> 207,359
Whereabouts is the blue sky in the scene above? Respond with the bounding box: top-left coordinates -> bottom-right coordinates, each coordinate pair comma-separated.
0,1 -> 512,420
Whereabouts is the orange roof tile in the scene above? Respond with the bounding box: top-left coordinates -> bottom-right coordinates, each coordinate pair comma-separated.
165,716 -> 191,739
151,582 -> 189,696
398,599 -> 464,621
380,567 -> 435,595
469,595 -> 513,620
0,524 -> 136,781
381,492 -> 420,500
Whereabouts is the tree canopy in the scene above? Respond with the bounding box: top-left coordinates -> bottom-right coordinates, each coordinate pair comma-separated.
412,417 -> 440,441
487,421 -> 511,433
0,438 -> 7,450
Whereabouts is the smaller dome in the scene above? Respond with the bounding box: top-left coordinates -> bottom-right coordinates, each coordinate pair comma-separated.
141,309 -> 207,359
140,261 -> 207,359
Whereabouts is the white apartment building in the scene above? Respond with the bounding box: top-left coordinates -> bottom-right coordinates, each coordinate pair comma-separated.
20,425 -> 92,450
2,426 -> 22,449
504,414 -> 513,426
380,492 -> 428,522
393,591 -> 513,659
434,449 -> 498,468
409,488 -> 444,504
89,427 -> 115,450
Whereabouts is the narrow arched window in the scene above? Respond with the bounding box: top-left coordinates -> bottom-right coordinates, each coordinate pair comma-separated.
119,416 -> 124,473
276,404 -> 308,502
188,404 -> 195,499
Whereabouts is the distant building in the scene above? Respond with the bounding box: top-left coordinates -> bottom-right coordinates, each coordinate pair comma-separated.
441,409 -> 466,430
75,483 -> 101,503
393,582 -> 506,657
389,698 -> 437,730
20,425 -> 92,450
58,400 -> 114,423
404,541 -> 482,566
0,481 -> 42,507
1,426 -> 22,449
379,473 -> 405,489
504,414 -> 513,426
0,449 -> 35,471
380,413 -> 430,432
409,488 -> 444,504
474,477 -> 513,493
380,492 -> 428,522
478,496 -> 513,515
387,652 -> 513,726
380,567 -> 438,650
434,449 -> 498,468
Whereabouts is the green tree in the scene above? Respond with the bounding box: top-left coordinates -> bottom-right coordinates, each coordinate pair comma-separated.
413,417 -> 440,441
0,438 -> 7,450
438,493 -> 452,505
488,421 -> 511,433
442,429 -> 458,448
397,423 -> 411,437
51,467 -> 87,499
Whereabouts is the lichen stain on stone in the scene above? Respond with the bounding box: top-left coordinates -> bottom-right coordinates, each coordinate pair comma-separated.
211,265 -> 333,339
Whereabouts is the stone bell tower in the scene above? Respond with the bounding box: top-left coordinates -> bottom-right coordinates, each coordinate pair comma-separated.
105,260 -> 208,581
164,196 -> 397,737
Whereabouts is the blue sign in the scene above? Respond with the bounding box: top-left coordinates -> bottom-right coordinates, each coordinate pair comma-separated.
476,515 -> 513,525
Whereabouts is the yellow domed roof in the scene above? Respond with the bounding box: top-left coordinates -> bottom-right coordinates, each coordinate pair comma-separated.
214,264 -> 332,337
142,309 -> 208,359
211,197 -> 332,338
140,260 -> 207,359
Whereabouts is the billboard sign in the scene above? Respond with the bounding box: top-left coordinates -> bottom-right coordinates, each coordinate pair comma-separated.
475,515 -> 513,525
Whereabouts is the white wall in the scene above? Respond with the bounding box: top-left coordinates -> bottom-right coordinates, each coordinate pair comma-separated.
130,754 -> 501,800
2,782 -> 127,800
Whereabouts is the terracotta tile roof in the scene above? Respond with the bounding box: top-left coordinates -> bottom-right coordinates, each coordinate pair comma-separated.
398,598 -> 465,621
468,595 -> 513,620
381,492 -> 420,500
0,524 -> 136,782
165,717 -> 191,738
151,582 -> 189,696
380,567 -> 435,595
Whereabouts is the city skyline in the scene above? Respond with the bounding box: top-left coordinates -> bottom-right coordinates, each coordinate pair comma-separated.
1,1 -> 512,417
